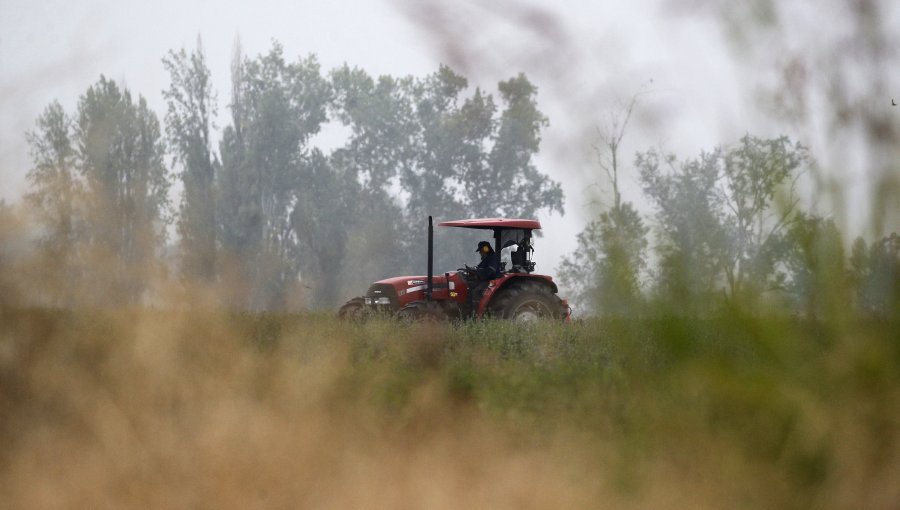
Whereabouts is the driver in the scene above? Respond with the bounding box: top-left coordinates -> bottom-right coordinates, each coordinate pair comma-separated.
469,241 -> 501,309
475,241 -> 501,280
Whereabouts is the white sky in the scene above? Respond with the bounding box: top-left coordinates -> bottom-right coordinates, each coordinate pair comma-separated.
1,0 -> 895,283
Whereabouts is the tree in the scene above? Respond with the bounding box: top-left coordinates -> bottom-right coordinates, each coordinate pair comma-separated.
405,68 -> 563,273
718,135 -> 808,301
558,95 -> 647,315
559,204 -> 648,314
217,37 -> 248,290
558,220 -> 604,313
483,73 -> 563,219
402,66 -> 485,273
73,76 -> 171,304
638,135 -> 808,308
290,149 -> 360,307
638,148 -> 726,306
780,213 -> 846,318
703,0 -> 900,239
163,37 -> 218,282
850,233 -> 900,317
396,69 -> 565,225
330,65 -> 564,281
403,65 -> 471,222
24,101 -> 82,304
218,42 -> 331,309
26,84 -> 171,306
330,64 -> 417,191
328,64 -> 415,288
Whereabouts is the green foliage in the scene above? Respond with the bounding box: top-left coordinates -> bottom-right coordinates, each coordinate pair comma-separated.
598,204 -> 648,312
488,74 -> 563,219
74,77 -> 171,304
559,95 -> 648,316
328,64 -> 417,284
24,101 -> 82,303
330,64 -> 563,279
218,43 -> 331,309
290,149 -> 361,307
25,45 -> 564,308
330,64 -> 417,189
638,147 -> 729,305
24,78 -> 170,305
636,135 -> 810,309
559,203 -> 648,314
709,0 -> 900,239
163,38 -> 218,282
20,37 -> 896,323
719,135 -> 809,301
564,132 -> 826,316
849,233 -> 900,317
779,213 -> 847,318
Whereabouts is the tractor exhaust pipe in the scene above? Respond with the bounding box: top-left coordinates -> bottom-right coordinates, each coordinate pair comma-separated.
427,216 -> 433,300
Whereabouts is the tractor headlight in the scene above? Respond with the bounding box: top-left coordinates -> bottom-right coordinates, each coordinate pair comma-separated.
367,297 -> 391,305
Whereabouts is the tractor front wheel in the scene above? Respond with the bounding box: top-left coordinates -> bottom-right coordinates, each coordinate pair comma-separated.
488,282 -> 566,322
337,297 -> 368,321
397,301 -> 447,322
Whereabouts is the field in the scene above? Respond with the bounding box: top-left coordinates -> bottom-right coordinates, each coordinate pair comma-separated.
1,307 -> 898,509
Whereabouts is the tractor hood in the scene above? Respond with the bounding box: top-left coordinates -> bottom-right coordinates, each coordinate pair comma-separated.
373,275 -> 435,289
372,274 -> 454,293
369,273 -> 464,309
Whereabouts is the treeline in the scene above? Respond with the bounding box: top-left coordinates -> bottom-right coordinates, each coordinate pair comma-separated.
15,40 -> 563,310
559,133 -> 900,318
8,39 -> 897,316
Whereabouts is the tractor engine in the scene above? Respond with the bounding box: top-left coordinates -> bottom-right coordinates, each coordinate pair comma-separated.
363,272 -> 470,317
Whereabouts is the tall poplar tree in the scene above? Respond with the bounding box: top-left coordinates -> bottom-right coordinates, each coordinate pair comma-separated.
218,42 -> 331,309
25,101 -> 82,303
163,37 -> 218,282
74,76 -> 170,304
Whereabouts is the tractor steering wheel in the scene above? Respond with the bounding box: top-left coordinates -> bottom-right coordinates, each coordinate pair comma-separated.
457,265 -> 477,279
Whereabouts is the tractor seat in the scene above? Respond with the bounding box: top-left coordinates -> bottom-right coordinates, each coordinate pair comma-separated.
510,245 -> 527,270
501,241 -> 526,273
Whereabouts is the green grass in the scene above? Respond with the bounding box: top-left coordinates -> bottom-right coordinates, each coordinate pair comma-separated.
1,307 -> 898,508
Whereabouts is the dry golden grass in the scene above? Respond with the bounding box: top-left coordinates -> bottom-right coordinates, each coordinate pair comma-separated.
1,306 -> 898,509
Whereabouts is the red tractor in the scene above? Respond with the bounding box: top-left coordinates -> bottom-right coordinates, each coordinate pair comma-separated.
338,217 -> 570,322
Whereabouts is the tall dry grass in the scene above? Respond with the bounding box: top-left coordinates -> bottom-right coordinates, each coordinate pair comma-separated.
1,305 -> 898,509
0,309 -> 597,509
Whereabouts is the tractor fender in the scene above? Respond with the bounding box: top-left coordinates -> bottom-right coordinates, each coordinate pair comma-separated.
476,274 -> 558,317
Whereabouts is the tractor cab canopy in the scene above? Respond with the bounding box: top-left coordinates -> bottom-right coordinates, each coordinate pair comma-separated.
437,218 -> 541,230
438,218 -> 540,273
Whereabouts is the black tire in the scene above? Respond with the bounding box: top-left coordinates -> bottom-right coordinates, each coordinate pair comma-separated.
337,297 -> 368,321
487,281 -> 567,322
397,301 -> 447,322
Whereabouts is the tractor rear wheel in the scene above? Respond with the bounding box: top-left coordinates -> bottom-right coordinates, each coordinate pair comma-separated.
337,297 -> 368,321
488,281 -> 566,322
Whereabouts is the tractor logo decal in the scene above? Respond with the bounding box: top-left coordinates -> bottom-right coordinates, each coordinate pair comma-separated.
398,284 -> 428,296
